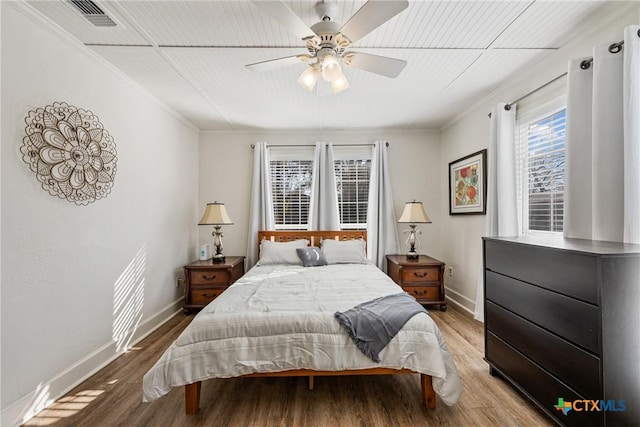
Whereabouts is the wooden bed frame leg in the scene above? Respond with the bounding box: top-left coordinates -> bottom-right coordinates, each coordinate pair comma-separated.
185,381 -> 201,415
308,375 -> 314,391
421,374 -> 436,409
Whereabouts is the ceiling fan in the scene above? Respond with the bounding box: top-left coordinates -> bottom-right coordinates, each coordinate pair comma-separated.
246,0 -> 409,94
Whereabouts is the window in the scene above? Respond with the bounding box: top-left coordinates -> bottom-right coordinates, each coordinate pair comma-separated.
269,147 -> 314,230
267,145 -> 372,230
333,147 -> 372,229
516,107 -> 566,233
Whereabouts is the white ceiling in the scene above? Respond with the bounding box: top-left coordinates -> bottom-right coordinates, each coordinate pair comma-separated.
26,0 -> 623,131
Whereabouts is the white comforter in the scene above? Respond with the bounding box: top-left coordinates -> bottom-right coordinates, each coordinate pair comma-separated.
142,263 -> 463,405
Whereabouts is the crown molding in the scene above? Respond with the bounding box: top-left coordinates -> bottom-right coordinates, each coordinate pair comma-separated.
441,1 -> 639,131
5,1 -> 199,133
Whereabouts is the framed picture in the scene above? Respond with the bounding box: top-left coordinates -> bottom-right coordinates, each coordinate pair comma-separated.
449,149 -> 487,215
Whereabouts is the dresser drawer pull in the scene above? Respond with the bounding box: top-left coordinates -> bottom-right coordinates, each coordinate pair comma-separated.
202,274 -> 217,281
413,272 -> 430,278
412,289 -> 427,296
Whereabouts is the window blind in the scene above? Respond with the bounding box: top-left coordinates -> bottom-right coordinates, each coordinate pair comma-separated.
332,145 -> 372,229
515,107 -> 566,233
269,159 -> 313,229
334,159 -> 371,228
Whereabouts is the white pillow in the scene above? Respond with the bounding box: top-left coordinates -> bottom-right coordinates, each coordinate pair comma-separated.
321,239 -> 368,264
259,239 -> 309,265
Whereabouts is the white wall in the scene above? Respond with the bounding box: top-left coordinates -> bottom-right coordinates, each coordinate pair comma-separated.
3,2 -> 635,423
198,130 -> 442,263
1,3 -> 199,425
439,2 -> 640,314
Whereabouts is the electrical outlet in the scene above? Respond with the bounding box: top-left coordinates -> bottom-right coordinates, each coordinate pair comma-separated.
446,266 -> 454,277
175,269 -> 186,288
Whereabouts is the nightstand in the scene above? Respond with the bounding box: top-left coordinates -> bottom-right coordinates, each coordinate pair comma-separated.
183,256 -> 245,313
386,254 -> 447,311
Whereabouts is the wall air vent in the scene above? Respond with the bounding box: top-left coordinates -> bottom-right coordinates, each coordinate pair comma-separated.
69,0 -> 117,27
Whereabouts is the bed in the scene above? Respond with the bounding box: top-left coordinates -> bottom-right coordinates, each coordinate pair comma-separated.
142,230 -> 462,415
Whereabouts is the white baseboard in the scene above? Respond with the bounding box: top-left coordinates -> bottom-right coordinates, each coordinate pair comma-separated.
444,287 -> 476,317
1,297 -> 184,427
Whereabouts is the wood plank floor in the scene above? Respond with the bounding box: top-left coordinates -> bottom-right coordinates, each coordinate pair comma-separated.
23,306 -> 553,426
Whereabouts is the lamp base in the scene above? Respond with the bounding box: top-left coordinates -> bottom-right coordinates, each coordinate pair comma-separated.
212,254 -> 226,263
404,225 -> 421,261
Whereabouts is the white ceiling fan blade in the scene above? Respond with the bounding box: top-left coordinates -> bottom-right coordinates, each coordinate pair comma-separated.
250,1 -> 316,40
246,55 -> 307,73
344,52 -> 406,78
338,0 -> 408,44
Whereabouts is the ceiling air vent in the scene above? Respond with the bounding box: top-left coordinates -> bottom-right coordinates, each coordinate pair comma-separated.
69,0 -> 117,27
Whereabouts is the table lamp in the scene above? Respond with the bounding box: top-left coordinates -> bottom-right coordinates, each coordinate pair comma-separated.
198,202 -> 233,263
398,200 -> 431,260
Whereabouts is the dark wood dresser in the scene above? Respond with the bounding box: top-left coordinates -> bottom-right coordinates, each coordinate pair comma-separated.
387,254 -> 446,311
483,236 -> 640,427
183,256 -> 245,313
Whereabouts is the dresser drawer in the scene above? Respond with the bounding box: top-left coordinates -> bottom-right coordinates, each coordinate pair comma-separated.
486,270 -> 599,353
404,285 -> 440,301
487,333 -> 602,427
190,270 -> 229,286
402,267 -> 439,283
486,301 -> 600,397
190,288 -> 224,305
485,239 -> 598,304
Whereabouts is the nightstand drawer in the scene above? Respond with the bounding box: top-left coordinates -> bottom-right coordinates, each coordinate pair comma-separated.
404,285 -> 440,300
387,255 -> 446,311
190,289 -> 224,305
402,267 -> 439,283
183,256 -> 245,312
190,270 -> 229,286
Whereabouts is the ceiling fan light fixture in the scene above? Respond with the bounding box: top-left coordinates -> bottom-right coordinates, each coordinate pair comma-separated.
331,73 -> 349,94
321,54 -> 342,82
247,0 -> 410,95
297,65 -> 320,91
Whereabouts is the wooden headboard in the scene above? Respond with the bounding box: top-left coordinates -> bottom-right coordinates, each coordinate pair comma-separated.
257,230 -> 367,249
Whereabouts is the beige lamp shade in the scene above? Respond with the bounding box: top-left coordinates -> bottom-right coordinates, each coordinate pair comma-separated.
198,202 -> 233,225
398,201 -> 431,224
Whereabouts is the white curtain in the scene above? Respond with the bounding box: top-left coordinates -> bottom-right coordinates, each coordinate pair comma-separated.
564,25 -> 640,244
246,142 -> 274,267
474,103 -> 518,322
367,141 -> 399,271
308,142 -> 340,230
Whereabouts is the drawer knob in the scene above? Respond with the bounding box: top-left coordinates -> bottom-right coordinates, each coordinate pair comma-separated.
413,289 -> 427,296
413,272 -> 429,278
203,274 -> 217,280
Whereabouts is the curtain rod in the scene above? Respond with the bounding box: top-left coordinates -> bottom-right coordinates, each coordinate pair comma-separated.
488,38 -> 626,118
250,142 -> 388,148
504,72 -> 567,110
487,72 -> 567,118
578,39 -> 625,71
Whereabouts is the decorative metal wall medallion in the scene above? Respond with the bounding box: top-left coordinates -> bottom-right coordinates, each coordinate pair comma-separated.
21,102 -> 117,205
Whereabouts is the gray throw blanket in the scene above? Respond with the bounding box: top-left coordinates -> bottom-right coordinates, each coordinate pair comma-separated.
334,293 -> 427,363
